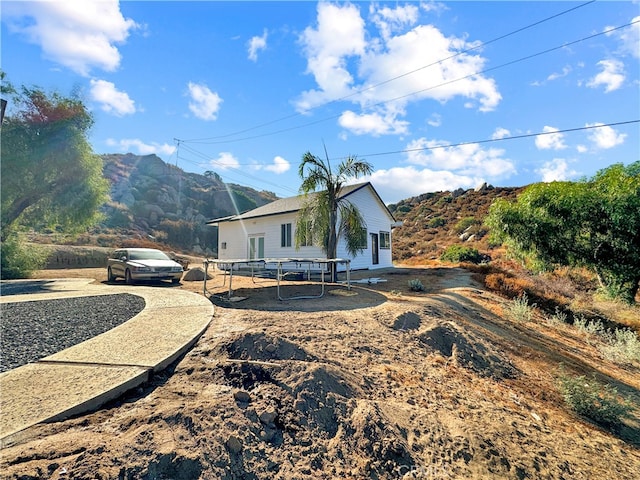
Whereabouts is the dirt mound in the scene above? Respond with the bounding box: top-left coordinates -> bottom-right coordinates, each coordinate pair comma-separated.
221,331 -> 317,362
418,320 -> 518,380
393,311 -> 421,330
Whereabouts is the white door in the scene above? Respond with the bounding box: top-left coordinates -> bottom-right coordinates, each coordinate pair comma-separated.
248,235 -> 265,259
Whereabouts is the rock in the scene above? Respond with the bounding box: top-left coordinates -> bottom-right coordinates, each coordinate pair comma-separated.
234,390 -> 251,403
451,188 -> 465,198
259,410 -> 277,425
260,427 -> 277,442
475,182 -> 488,192
226,436 -> 242,454
182,267 -> 211,281
265,344 -> 277,354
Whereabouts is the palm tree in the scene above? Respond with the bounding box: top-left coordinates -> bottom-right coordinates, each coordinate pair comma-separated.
294,150 -> 373,281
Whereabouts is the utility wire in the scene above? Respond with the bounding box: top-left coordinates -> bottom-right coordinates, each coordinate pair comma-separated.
180,19 -> 638,147
359,120 -> 640,158
179,0 -> 596,143
176,142 -> 300,195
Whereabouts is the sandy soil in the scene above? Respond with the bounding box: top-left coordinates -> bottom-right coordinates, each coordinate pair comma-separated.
2,264 -> 639,479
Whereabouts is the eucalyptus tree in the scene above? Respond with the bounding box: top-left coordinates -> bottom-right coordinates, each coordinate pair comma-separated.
294,150 -> 373,282
1,79 -> 109,278
486,161 -> 640,303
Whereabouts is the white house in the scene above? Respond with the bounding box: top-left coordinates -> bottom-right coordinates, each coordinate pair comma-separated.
207,182 -> 397,271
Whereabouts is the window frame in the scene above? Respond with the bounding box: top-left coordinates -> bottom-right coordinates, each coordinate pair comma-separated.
379,231 -> 391,249
281,223 -> 292,248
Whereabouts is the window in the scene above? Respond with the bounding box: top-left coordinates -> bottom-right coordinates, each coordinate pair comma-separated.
221,242 -> 227,250
297,220 -> 313,247
380,231 -> 390,249
281,223 -> 292,247
357,228 -> 368,249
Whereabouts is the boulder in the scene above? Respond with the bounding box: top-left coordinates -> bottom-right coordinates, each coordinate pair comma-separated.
182,267 -> 211,282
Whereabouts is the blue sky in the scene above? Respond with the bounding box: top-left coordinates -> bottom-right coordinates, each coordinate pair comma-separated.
2,1 -> 638,204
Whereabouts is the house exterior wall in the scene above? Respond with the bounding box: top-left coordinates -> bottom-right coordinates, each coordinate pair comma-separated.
216,184 -> 394,271
335,186 -> 394,270
217,212 -> 325,261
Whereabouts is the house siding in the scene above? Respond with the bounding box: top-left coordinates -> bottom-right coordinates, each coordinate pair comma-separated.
218,212 -> 325,261
215,183 -> 394,271
335,186 -> 394,270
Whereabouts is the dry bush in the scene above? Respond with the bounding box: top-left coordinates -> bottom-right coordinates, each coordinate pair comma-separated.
484,272 -> 534,298
119,237 -> 170,250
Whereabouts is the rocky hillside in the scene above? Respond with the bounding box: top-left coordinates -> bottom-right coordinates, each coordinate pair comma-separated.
88,154 -> 277,255
389,184 -> 525,263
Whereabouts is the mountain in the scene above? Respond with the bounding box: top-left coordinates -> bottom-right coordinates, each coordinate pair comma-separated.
98,153 -> 277,255
388,183 -> 525,263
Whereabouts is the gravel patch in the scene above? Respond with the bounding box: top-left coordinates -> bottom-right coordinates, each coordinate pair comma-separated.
1,294 -> 145,373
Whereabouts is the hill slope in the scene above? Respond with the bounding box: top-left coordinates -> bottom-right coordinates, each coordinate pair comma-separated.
389,184 -> 525,263
96,153 -> 277,255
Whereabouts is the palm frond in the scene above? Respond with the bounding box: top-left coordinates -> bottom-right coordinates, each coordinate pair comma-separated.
338,201 -> 368,257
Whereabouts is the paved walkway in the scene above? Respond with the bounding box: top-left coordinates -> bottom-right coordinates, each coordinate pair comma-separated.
0,278 -> 214,448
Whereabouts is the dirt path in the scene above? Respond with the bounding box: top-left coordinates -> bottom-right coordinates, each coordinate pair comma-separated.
2,266 -> 639,479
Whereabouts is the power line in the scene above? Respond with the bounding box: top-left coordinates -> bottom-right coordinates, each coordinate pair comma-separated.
359,120 -> 640,159
179,19 -> 638,147
176,142 -> 300,196
178,120 -> 640,167
178,0 -> 596,144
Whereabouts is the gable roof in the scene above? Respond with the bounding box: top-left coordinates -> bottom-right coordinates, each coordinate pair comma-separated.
207,182 -> 395,225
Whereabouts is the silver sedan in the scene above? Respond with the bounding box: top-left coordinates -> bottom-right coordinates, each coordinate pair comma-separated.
107,248 -> 183,284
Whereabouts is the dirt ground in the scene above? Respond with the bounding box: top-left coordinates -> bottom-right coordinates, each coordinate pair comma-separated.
2,264 -> 639,479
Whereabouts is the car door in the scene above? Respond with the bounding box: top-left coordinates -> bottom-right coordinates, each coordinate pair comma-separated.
112,249 -> 126,276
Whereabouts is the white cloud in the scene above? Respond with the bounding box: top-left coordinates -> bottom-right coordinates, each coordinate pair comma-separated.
406,139 -> 515,177
187,82 -> 223,121
366,24 -> 501,113
587,59 -> 625,92
366,166 -> 478,203
296,2 -> 501,136
586,123 -> 627,149
106,138 -> 175,156
297,2 -> 366,108
338,110 -> 409,136
492,127 -> 510,140
576,144 -> 588,153
547,65 -> 571,81
90,79 -> 136,116
607,16 -> 640,59
535,126 -> 567,150
248,29 -> 268,62
2,0 -> 138,76
536,159 -> 579,182
357,133 -> 517,203
370,4 -> 419,40
427,113 -> 442,127
262,156 -> 291,174
209,152 -> 239,171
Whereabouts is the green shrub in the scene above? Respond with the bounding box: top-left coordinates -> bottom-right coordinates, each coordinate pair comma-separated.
428,217 -> 446,228
599,328 -> 640,365
453,216 -> 477,234
408,279 -> 425,292
1,234 -> 48,279
557,370 -> 633,428
546,306 -> 568,326
440,244 -> 483,264
505,292 -> 535,322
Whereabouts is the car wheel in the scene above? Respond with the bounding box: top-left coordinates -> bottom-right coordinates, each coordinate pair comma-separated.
171,278 -> 180,284
125,269 -> 134,285
107,267 -> 115,283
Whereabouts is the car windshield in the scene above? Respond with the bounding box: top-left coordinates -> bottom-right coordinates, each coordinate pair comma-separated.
129,250 -> 171,261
